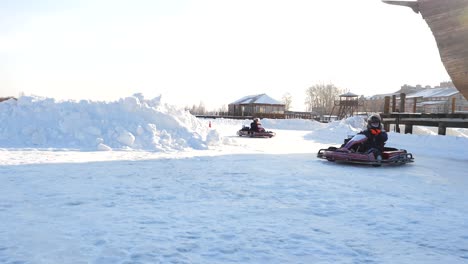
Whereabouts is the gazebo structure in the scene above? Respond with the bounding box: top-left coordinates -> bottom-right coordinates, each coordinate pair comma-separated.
330,92 -> 362,120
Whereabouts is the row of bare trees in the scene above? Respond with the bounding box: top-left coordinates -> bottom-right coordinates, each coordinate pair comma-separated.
280,83 -> 345,114
303,84 -> 387,115
186,102 -> 227,115
304,83 -> 346,115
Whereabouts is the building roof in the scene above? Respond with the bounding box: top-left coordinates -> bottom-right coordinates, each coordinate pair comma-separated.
367,92 -> 398,100
418,101 -> 447,106
230,94 -> 284,105
406,87 -> 459,98
339,92 -> 358,97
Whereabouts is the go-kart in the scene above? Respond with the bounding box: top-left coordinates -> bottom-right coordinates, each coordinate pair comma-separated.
237,126 -> 276,138
317,134 -> 414,166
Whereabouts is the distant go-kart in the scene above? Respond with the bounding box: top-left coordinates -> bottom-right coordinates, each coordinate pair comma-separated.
317,134 -> 414,166
237,126 -> 276,138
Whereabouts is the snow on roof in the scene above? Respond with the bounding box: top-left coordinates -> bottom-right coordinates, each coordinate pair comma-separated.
418,101 -> 447,106
407,87 -> 459,98
339,92 -> 358,97
230,94 -> 284,105
368,92 -> 399,100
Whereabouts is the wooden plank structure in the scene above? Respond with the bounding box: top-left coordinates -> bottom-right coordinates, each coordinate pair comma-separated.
381,95 -> 468,135
383,0 -> 468,100
380,113 -> 468,135
329,92 -> 364,120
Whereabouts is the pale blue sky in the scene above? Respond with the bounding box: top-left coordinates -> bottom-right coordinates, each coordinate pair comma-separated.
1,0 -> 450,110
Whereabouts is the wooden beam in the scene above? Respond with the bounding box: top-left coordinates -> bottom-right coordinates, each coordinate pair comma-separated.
400,93 -> 406,112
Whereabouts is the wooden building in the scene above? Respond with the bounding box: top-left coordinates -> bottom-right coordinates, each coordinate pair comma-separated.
366,82 -> 467,114
404,87 -> 468,113
228,94 -> 285,118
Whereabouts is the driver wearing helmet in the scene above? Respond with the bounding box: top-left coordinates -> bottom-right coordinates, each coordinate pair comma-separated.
358,114 -> 388,159
250,118 -> 265,132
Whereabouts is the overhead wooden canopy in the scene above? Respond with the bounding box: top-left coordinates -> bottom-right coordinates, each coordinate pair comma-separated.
383,0 -> 468,100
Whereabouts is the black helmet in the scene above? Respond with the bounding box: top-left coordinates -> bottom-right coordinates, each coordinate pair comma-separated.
367,114 -> 382,129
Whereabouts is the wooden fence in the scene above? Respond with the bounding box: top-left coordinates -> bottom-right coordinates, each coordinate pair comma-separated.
381,95 -> 468,135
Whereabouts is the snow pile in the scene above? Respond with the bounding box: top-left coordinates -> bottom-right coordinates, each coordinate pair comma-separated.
304,116 -> 367,143
0,94 -> 216,151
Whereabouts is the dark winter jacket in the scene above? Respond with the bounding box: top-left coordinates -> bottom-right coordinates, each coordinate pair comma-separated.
250,121 -> 259,131
250,121 -> 265,132
358,128 -> 388,152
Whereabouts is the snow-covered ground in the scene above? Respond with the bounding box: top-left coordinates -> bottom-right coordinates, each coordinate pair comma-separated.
0,95 -> 467,264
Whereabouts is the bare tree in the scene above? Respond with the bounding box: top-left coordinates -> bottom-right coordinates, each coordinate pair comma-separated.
363,97 -> 385,113
198,101 -> 206,114
304,83 -> 344,115
217,104 -> 227,114
187,101 -> 206,115
281,93 -> 293,111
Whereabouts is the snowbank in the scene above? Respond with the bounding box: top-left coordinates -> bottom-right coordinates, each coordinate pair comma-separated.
303,116 -> 367,143
0,94 -> 215,151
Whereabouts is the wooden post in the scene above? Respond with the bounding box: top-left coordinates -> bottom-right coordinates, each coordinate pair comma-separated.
404,124 -> 413,134
400,93 -> 406,112
438,123 -> 446,135
384,96 -> 390,114
452,97 -> 456,113
392,95 -> 397,112
383,96 -> 391,131
413,97 -> 417,113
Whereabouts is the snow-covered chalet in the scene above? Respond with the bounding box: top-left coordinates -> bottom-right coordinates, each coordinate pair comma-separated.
228,94 -> 285,118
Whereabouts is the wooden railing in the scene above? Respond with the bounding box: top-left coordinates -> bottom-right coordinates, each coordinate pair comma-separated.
380,113 -> 468,135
